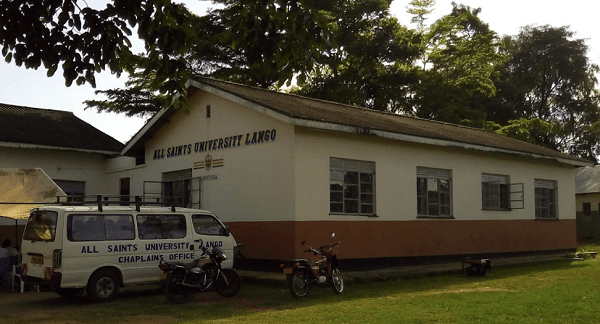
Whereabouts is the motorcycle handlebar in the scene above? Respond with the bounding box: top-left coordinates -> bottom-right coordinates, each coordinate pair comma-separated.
303,241 -> 341,255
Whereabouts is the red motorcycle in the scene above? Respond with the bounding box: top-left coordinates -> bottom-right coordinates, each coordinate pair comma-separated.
280,233 -> 343,298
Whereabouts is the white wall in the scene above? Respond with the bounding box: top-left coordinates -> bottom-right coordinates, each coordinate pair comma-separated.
0,146 -> 111,196
108,90 -> 297,223
294,127 -> 576,222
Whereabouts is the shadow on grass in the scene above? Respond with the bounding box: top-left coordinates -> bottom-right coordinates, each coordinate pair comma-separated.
4,259 -> 597,324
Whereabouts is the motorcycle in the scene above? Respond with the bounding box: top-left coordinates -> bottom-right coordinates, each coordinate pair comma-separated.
280,233 -> 344,298
158,239 -> 242,303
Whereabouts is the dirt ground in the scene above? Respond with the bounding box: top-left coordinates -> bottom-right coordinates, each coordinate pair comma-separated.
0,285 -> 180,324
0,283 -> 270,324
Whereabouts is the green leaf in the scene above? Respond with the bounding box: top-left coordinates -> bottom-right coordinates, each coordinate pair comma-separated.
47,64 -> 58,77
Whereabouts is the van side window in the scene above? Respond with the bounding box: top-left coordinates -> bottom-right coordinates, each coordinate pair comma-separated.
137,214 -> 187,239
68,214 -> 134,241
192,214 -> 226,236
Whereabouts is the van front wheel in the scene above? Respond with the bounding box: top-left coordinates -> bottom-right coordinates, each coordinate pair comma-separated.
87,269 -> 120,302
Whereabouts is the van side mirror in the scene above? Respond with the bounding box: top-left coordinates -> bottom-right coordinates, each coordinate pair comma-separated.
224,226 -> 231,237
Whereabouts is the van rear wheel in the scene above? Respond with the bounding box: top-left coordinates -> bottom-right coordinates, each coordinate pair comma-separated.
87,269 -> 120,302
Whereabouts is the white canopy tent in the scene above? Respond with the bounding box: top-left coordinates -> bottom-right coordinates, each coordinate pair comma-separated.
0,168 -> 66,246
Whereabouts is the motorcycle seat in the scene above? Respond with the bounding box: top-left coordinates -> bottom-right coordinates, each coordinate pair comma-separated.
169,260 -> 200,269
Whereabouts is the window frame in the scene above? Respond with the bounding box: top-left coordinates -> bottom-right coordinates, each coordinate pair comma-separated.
329,157 -> 376,216
481,173 -> 511,211
417,167 -> 453,218
534,179 -> 558,220
54,179 -> 85,202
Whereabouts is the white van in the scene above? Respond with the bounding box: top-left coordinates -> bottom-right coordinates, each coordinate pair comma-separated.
20,204 -> 239,302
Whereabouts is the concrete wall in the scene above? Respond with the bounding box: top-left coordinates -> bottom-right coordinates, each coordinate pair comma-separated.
104,90 -> 579,261
274,127 -> 576,260
0,146 -> 111,196
575,192 -> 600,241
107,90 -> 296,225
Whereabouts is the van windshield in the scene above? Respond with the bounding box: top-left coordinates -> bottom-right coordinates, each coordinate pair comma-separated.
23,211 -> 58,242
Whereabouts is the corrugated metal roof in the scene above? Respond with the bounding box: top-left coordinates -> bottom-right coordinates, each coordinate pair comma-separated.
124,77 -> 592,166
575,165 -> 600,194
0,103 -> 124,154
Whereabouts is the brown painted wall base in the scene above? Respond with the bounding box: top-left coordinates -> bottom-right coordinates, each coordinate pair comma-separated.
227,219 -> 577,260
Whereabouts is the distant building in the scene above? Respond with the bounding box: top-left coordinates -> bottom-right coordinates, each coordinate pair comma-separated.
575,165 -> 600,241
0,103 -> 124,197
0,78 -> 593,266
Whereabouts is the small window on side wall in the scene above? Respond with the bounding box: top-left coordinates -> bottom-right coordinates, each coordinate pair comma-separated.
330,157 -> 375,216
535,179 -> 558,219
482,174 -> 510,210
417,167 -> 452,217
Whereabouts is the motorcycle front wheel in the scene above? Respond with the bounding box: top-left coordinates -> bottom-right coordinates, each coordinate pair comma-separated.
163,272 -> 195,304
287,270 -> 310,298
214,269 -> 242,297
331,268 -> 344,294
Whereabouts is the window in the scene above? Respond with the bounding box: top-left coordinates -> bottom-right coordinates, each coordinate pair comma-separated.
23,211 -> 58,242
330,158 -> 375,215
67,214 -> 135,241
535,179 -> 557,219
193,214 -> 227,236
163,169 -> 192,208
583,202 -> 591,216
120,177 -> 130,205
417,167 -> 452,217
137,214 -> 187,239
482,174 -> 510,210
54,179 -> 85,202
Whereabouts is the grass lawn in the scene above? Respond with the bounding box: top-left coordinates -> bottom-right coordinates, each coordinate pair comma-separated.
5,244 -> 600,324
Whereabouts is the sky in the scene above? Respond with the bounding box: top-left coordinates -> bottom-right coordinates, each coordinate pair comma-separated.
1,0 -> 598,144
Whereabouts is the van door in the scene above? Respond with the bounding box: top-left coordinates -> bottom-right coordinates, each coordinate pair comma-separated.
132,214 -> 194,283
21,210 -> 62,285
190,214 -> 236,269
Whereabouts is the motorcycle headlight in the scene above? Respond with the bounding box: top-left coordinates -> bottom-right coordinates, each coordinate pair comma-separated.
219,253 -> 227,261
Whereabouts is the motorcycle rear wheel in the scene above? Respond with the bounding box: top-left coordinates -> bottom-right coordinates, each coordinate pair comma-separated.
163,273 -> 195,304
331,268 -> 344,294
287,270 -> 310,298
214,269 -> 242,297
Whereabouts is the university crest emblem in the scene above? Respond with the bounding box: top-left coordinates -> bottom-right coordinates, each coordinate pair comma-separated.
204,154 -> 213,170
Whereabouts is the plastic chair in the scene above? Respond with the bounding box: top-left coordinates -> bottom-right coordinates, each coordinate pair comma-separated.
11,264 -> 24,293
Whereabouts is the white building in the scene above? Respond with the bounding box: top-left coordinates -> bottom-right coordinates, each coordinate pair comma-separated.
575,165 -> 600,241
1,78 -> 592,265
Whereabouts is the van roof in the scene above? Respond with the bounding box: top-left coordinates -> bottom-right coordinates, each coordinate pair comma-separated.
31,205 -> 214,214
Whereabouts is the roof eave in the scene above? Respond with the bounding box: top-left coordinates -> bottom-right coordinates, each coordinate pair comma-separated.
0,141 -> 121,157
290,118 -> 592,167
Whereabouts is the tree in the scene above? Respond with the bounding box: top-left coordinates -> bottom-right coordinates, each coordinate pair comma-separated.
291,0 -> 422,112
83,0 -> 337,116
1,0 -> 334,114
489,25 -> 600,161
0,0 -> 197,109
410,2 -> 505,126
406,0 -> 435,32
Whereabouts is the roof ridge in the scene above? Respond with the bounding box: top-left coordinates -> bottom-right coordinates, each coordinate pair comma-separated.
0,102 -> 75,115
